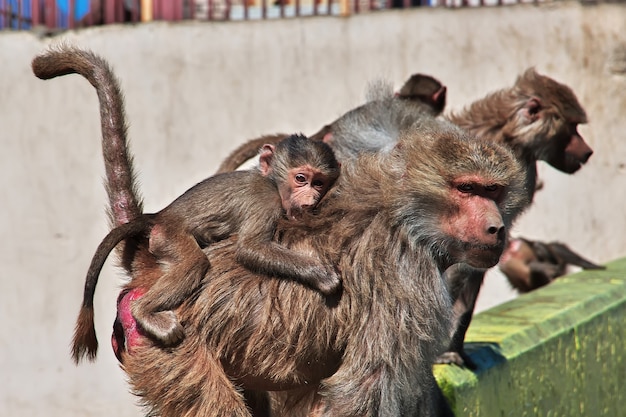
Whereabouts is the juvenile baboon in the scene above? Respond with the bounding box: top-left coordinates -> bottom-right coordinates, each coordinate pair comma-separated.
499,237 -> 605,293
395,73 -> 447,114
88,135 -> 338,359
308,74 -> 447,148
32,48 -> 340,362
214,73 -> 447,173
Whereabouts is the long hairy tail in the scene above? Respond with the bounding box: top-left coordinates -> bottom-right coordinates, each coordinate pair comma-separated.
71,219 -> 150,363
32,45 -> 143,226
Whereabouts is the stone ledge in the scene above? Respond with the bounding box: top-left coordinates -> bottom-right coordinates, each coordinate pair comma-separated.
434,257 -> 626,416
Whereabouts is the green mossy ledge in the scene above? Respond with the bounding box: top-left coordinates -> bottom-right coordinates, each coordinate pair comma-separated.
434,257 -> 626,417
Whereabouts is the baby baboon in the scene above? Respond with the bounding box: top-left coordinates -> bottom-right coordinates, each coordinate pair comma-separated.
32,48 -> 340,362
85,134 -> 339,359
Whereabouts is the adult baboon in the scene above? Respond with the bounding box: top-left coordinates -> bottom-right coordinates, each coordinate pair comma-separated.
116,120 -> 526,417
33,46 -> 528,416
219,69 -> 593,368
440,68 -> 592,367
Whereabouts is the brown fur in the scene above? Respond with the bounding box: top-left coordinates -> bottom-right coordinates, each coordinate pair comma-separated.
440,68 -> 593,368
215,133 -> 290,174
119,121 -> 527,417
214,73 -> 448,173
33,48 -> 340,363
32,46 -> 144,229
72,306 -> 97,361
499,237 -> 605,293
447,68 -> 589,202
34,46 -> 528,416
71,219 -> 150,361
33,47 -> 143,362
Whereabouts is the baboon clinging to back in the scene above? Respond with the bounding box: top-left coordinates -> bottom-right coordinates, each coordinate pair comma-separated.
32,49 -> 341,361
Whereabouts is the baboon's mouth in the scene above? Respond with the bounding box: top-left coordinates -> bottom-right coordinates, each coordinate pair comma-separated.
462,242 -> 505,269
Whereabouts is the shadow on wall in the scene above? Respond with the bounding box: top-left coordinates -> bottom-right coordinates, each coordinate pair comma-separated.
463,342 -> 507,370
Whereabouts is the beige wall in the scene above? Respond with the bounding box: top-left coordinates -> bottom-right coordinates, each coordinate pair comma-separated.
2,3 -> 625,416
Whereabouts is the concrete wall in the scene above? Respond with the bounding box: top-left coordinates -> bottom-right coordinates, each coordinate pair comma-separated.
434,257 -> 626,416
1,3 -> 625,416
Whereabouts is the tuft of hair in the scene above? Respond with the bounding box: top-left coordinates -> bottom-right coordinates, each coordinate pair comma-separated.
71,306 -> 98,363
274,133 -> 341,180
514,67 -> 588,124
365,78 -> 395,102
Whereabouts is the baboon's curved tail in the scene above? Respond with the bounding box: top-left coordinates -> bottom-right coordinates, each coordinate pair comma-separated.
71,218 -> 149,363
32,45 -> 143,226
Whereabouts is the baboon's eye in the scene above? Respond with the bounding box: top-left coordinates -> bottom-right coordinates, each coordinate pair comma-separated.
484,184 -> 499,192
312,179 -> 324,188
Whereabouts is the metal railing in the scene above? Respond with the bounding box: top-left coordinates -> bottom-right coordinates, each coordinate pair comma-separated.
0,0 -> 547,31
